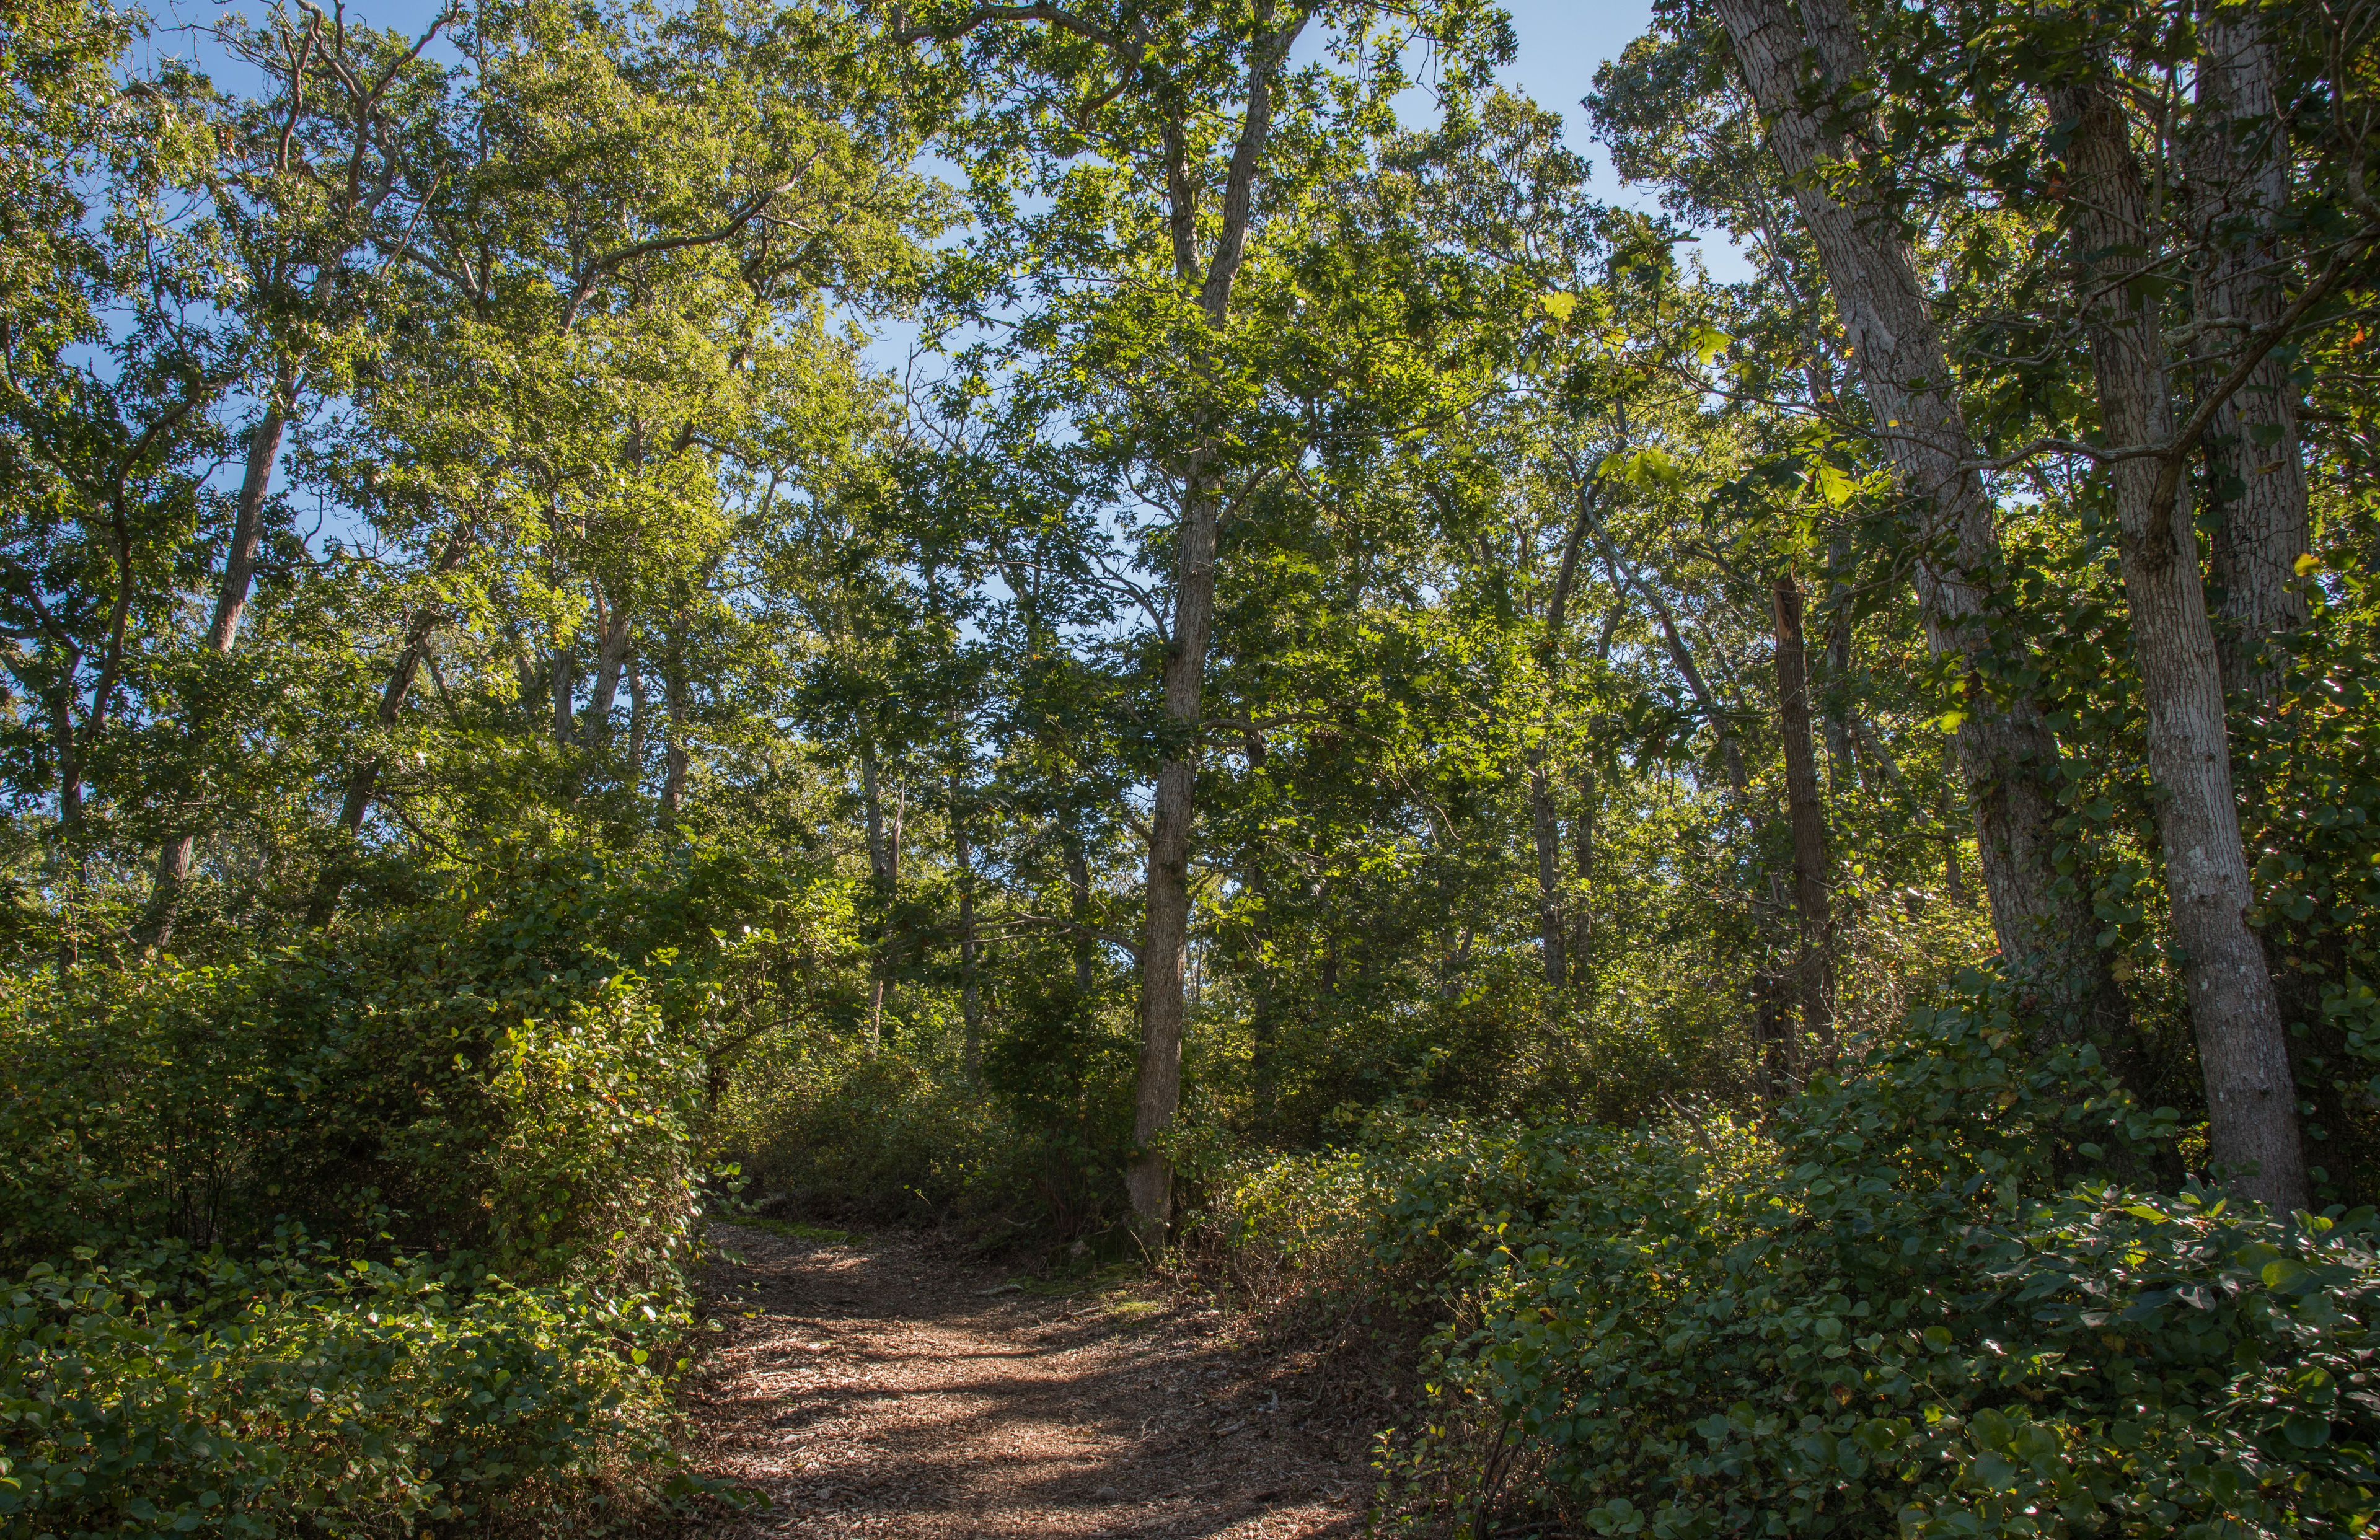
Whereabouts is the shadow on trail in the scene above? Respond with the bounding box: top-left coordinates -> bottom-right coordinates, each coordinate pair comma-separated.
677,1223 -> 1375,1539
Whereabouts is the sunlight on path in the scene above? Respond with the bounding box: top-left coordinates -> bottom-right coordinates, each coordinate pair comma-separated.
678,1224 -> 1375,1539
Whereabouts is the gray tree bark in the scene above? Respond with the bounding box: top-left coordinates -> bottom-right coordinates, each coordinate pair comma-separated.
2192,5 -> 2310,700
584,582 -> 634,742
1712,0 -> 2122,1036
551,651 -> 575,745
2057,76 -> 2307,1211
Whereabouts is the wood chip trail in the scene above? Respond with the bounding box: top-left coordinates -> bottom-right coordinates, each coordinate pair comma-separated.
676,1224 -> 1381,1539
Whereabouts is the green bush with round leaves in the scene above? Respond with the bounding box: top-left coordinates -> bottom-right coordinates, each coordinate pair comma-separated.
0,843 -> 826,1532
0,1239 -> 708,1536
1360,974 -> 2380,1537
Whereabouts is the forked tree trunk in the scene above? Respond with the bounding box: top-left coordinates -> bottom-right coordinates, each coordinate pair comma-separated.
585,583 -> 634,742
2056,77 -> 2307,1212
1773,574 -> 1835,1056
1712,0 -> 2123,1041
2192,4 -> 2310,702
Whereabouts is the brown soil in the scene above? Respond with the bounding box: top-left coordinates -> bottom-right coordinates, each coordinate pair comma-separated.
673,1223 -> 1387,1538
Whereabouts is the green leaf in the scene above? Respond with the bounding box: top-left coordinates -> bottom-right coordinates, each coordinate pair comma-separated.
2285,1414 -> 2330,1449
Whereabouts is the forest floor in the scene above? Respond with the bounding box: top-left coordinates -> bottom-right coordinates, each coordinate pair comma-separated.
670,1222 -> 1390,1539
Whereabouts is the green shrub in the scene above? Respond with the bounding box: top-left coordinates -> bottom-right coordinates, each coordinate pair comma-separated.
1394,983 -> 2380,1536
0,842 -> 830,1531
1213,972 -> 2380,1538
1178,1141 -> 1413,1350
715,1027 -> 1003,1223
713,975 -> 1142,1241
0,1242 -> 702,1535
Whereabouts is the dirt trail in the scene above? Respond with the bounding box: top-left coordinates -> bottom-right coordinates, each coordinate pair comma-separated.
677,1223 -> 1382,1539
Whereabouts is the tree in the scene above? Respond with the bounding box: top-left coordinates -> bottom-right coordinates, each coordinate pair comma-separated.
912,0 -> 1512,1236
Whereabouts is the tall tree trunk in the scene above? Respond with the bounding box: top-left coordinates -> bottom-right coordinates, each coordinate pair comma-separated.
627,655 -> 648,788
860,738 -> 888,880
660,620 -> 689,816
1774,574 -> 1836,1055
1065,834 -> 1095,995
1571,770 -> 1595,987
143,364 -> 297,952
1129,460 -> 1219,1236
1712,0 -> 2122,1038
2192,6 -> 2310,701
1525,477 -> 1604,993
2057,77 -> 2307,1212
950,767 -> 982,1075
858,736 -> 889,1051
1529,754 -> 1564,986
1124,13 -> 1305,1243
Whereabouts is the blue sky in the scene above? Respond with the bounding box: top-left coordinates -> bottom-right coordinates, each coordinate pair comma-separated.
1474,0 -> 1653,187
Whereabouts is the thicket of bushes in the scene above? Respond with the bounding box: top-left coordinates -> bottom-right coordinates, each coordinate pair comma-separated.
14,858 -> 2375,1539
0,843 -> 831,1534
713,944 -> 1758,1249
1195,973 -> 2380,1539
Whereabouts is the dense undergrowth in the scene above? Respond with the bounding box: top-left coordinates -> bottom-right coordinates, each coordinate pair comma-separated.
19,843 -> 2377,1540
0,843 -> 832,1534
1186,975 -> 2380,1539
